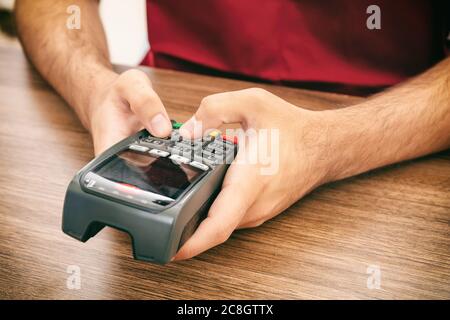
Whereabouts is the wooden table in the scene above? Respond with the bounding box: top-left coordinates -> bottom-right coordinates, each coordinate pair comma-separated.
0,45 -> 449,300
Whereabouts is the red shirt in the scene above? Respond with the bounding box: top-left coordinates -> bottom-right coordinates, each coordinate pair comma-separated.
143,0 -> 449,94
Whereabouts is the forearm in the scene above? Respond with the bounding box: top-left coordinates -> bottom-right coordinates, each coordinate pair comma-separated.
15,0 -> 116,129
323,57 -> 450,182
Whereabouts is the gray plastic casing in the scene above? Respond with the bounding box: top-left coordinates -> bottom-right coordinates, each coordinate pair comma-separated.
62,129 -> 234,264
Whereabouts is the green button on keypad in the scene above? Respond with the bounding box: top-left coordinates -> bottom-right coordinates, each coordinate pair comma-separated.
172,122 -> 183,129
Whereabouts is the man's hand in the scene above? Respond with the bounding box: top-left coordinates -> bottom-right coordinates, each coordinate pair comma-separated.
16,0 -> 172,155
174,88 -> 332,260
174,53 -> 450,260
88,69 -> 172,155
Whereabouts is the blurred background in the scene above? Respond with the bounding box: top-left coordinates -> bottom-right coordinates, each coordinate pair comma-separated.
0,0 -> 149,66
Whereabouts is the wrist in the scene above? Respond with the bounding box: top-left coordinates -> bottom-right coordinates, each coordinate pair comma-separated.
319,105 -> 373,183
295,109 -> 337,187
77,67 -> 118,132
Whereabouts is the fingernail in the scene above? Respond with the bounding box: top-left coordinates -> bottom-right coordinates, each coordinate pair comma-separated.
150,113 -> 171,137
179,117 -> 195,138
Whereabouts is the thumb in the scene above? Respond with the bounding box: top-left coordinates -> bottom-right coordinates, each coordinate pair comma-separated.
179,89 -> 260,139
117,69 -> 172,138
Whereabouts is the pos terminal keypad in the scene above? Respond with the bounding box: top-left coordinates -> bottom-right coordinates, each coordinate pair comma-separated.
135,124 -> 237,169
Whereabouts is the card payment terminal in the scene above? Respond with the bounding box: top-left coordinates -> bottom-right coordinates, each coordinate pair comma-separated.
62,121 -> 237,264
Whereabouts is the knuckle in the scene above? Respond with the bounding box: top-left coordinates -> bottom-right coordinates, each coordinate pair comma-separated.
216,232 -> 229,244
244,87 -> 269,98
244,88 -> 273,113
131,93 -> 158,111
121,68 -> 146,80
249,219 -> 265,228
199,95 -> 217,114
116,69 -> 151,92
113,76 -> 127,94
241,219 -> 265,229
130,95 -> 147,109
215,224 -> 231,244
200,95 -> 213,108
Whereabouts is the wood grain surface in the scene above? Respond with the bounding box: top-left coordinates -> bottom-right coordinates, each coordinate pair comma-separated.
0,45 -> 449,299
